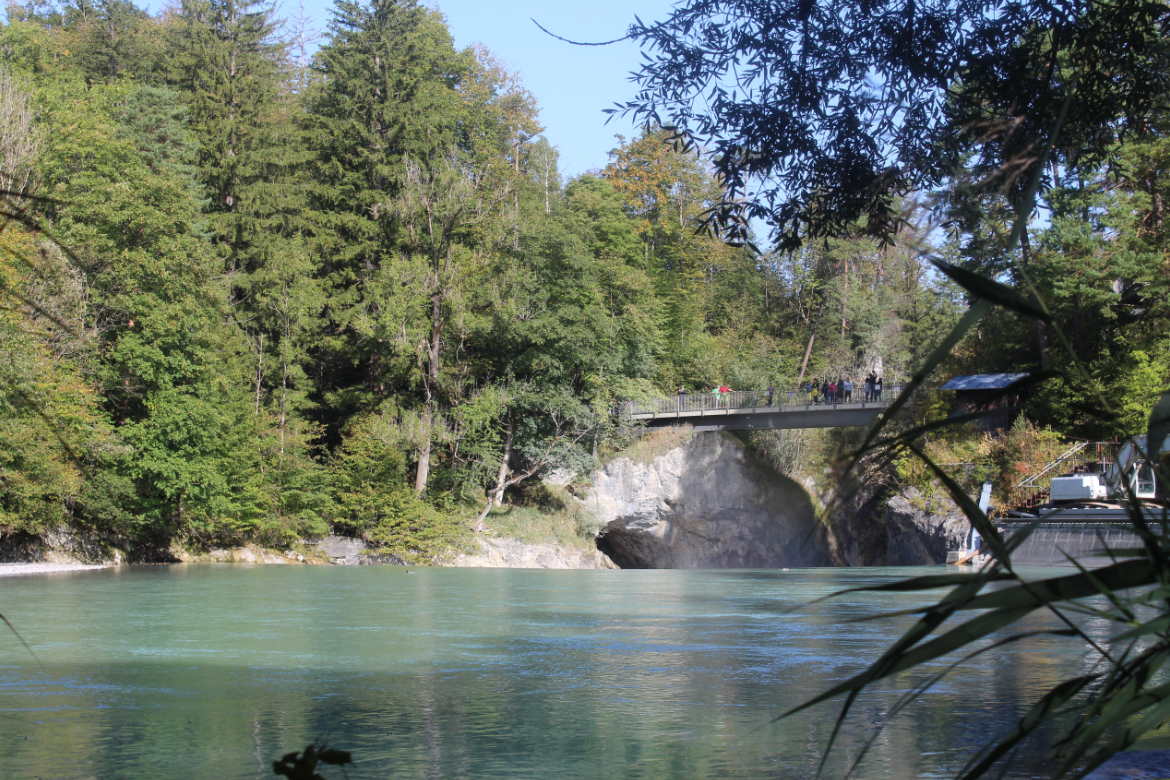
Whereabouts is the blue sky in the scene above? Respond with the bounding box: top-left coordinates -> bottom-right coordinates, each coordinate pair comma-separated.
290,0 -> 677,178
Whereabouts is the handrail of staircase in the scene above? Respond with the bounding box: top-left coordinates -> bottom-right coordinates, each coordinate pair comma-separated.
1012,441 -> 1090,489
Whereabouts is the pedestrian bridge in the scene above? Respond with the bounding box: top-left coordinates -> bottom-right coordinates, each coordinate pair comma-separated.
620,389 -> 898,432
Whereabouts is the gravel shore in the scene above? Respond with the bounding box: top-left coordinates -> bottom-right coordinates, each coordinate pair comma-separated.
0,562 -> 110,577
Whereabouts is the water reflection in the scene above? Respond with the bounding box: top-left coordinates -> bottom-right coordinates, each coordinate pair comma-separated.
0,565 -> 1088,778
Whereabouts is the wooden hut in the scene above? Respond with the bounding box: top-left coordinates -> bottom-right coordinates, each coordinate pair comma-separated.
940,373 -> 1030,432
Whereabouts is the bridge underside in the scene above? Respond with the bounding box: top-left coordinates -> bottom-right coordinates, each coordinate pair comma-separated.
633,403 -> 884,432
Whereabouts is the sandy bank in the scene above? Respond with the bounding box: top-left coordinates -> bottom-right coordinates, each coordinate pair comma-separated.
0,562 -> 110,577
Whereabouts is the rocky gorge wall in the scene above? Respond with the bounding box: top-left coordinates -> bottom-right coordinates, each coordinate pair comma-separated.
586,432 -> 831,568
585,431 -> 970,569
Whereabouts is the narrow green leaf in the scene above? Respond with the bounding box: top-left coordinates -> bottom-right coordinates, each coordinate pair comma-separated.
1148,391 -> 1170,455
809,572 -> 1011,604
846,299 -> 992,478
879,606 -> 1038,679
959,560 -> 1156,612
907,442 -> 1006,561
1113,616 -> 1170,644
931,259 -> 1052,322
959,675 -> 1096,780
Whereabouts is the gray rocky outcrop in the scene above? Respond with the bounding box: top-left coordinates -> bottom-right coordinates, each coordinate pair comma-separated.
822,482 -> 970,566
0,527 -> 129,565
444,537 -> 618,569
586,431 -> 829,568
308,535 -> 406,565
884,489 -> 969,565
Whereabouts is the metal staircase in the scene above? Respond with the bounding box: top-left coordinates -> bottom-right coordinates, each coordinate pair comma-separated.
1008,441 -> 1116,512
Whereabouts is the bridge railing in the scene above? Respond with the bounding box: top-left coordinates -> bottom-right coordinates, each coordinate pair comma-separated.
620,386 -> 901,418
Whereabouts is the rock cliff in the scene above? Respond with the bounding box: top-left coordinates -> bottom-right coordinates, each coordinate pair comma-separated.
823,483 -> 969,566
586,431 -> 829,568
0,527 -> 129,565
883,489 -> 969,565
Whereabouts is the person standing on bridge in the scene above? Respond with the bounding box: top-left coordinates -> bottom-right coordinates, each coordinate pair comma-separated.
719,384 -> 731,407
864,374 -> 874,402
765,383 -> 774,407
820,378 -> 830,404
712,385 -> 721,408
843,377 -> 853,402
874,375 -> 883,401
678,386 -> 687,411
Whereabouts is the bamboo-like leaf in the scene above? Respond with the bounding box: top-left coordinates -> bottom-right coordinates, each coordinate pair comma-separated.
930,259 -> 1052,322
1112,616 -> 1170,644
874,606 -> 1039,680
958,560 -> 1156,612
845,299 -> 993,478
845,628 -> 1083,780
779,571 -> 999,722
1062,549 -> 1137,623
958,675 -> 1097,780
815,571 -> 1013,602
1059,661 -> 1170,775
0,613 -> 41,669
853,408 -> 1022,457
1148,391 -> 1170,454
907,441 -> 1006,561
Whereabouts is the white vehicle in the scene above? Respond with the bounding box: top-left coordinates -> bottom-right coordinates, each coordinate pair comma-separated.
1038,434 -> 1168,517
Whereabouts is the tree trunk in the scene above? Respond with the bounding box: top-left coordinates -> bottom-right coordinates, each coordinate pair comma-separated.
415,406 -> 433,493
797,297 -> 825,387
279,362 -> 288,457
254,333 -> 263,415
1019,231 -> 1050,368
415,292 -> 442,494
840,258 -> 849,339
477,413 -> 514,531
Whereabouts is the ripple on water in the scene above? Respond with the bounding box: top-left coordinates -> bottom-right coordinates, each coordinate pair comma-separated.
0,564 -> 1091,779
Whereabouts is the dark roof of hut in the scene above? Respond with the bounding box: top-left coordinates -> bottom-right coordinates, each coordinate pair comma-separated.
940,373 -> 1030,391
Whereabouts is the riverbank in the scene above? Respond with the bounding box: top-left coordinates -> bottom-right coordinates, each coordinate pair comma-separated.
0,528 -> 614,571
0,562 -> 110,576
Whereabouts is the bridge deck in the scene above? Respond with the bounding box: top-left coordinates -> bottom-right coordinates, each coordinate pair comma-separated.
626,400 -> 890,432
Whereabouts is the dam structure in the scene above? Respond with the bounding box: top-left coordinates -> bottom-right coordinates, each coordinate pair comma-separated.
621,388 -> 900,432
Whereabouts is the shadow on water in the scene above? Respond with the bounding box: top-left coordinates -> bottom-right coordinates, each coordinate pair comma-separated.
0,565 -> 1094,779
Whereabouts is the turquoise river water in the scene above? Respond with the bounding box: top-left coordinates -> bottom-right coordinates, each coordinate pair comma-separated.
1,564 -> 1090,779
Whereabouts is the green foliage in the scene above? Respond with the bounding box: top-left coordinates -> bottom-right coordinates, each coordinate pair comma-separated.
484,484 -> 602,548
894,415 -> 1070,511
0,0 -> 1161,611
619,0 -> 1170,248
328,414 -> 465,560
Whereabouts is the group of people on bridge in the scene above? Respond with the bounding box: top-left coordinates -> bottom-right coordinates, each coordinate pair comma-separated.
668,373 -> 885,412
801,374 -> 883,404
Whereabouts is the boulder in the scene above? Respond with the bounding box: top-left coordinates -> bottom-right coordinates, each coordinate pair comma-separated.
310,535 -> 406,565
586,431 -> 828,568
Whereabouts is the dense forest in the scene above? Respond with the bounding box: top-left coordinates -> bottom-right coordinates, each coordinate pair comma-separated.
0,0 -> 1165,557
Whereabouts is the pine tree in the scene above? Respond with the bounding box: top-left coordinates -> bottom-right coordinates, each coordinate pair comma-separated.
304,0 -> 470,489
166,0 -> 286,275
305,0 -> 465,282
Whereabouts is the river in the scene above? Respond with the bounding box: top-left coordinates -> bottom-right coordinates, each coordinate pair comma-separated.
1,564 -> 1088,779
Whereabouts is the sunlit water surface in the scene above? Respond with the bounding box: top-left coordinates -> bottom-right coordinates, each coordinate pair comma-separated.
0,564 -> 1089,779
